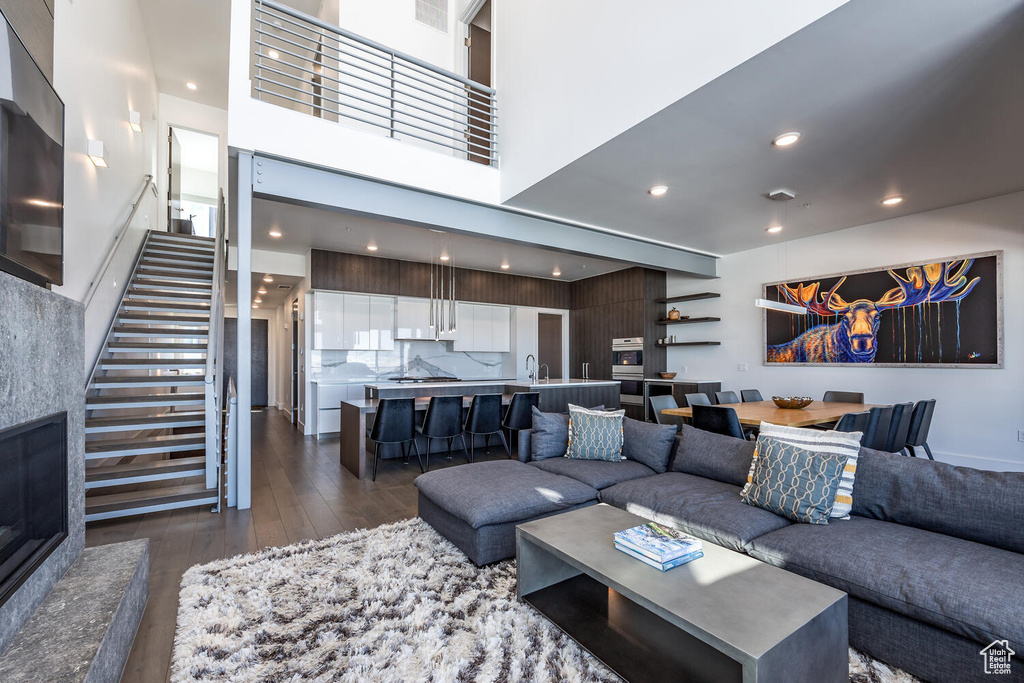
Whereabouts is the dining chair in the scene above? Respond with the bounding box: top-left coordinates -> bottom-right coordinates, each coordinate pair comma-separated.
464,394 -> 510,460
740,389 -> 764,403
904,399 -> 936,459
649,394 -> 679,425
366,398 -> 420,481
417,395 -> 469,471
835,411 -> 870,435
884,402 -> 914,454
502,392 -> 539,456
692,404 -> 747,440
715,390 -> 740,405
684,392 -> 712,407
822,390 -> 865,403
862,406 -> 893,451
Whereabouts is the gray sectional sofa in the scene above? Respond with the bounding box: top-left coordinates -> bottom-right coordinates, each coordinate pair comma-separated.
415,419 -> 1024,683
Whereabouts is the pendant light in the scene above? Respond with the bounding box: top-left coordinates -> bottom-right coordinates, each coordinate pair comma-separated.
755,189 -> 806,315
428,231 -> 457,340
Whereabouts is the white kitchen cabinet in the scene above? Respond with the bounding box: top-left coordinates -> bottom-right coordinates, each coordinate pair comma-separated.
454,303 -> 511,352
491,305 -> 511,352
313,293 -> 395,350
369,295 -> 395,350
312,292 -> 345,350
396,297 -> 431,340
342,294 -> 370,349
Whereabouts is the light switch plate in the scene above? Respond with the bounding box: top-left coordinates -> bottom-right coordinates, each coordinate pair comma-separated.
737,363 -> 748,372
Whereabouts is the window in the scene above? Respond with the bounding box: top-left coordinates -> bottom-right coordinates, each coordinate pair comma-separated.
415,0 -> 448,33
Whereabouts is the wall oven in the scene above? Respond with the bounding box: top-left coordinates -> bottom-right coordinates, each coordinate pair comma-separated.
611,338 -> 644,406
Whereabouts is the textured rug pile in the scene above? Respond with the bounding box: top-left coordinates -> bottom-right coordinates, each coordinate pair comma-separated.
172,518 -> 919,682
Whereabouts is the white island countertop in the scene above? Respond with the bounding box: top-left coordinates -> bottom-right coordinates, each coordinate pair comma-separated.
506,379 -> 620,388
364,379 -> 517,390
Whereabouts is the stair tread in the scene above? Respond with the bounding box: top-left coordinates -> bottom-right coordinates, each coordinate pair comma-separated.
86,412 -> 205,428
92,375 -> 205,384
85,482 -> 216,512
107,342 -> 207,351
86,433 -> 205,452
114,326 -> 209,334
99,358 -> 206,366
87,392 -> 204,404
85,456 -> 206,480
150,233 -> 215,243
124,299 -> 211,308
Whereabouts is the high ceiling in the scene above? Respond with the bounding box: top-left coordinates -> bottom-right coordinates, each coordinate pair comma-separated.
504,0 -> 1024,255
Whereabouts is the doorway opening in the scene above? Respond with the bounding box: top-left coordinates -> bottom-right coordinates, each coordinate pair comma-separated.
463,0 -> 491,165
168,127 -> 219,236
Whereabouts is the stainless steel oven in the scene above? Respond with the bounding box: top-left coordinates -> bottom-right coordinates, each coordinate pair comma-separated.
612,338 -> 644,406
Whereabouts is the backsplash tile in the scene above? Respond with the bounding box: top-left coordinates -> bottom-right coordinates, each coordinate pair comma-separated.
311,341 -> 509,382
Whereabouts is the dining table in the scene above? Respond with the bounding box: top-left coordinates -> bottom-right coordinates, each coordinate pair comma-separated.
661,400 -> 881,428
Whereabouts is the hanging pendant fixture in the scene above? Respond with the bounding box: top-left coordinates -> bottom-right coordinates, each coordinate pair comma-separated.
428,231 -> 457,340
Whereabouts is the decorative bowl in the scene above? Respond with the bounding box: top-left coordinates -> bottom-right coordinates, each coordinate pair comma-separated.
659,372 -> 677,379
772,396 -> 813,409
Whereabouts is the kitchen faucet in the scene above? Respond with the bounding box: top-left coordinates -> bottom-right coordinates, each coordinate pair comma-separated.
526,354 -> 537,383
539,364 -> 550,382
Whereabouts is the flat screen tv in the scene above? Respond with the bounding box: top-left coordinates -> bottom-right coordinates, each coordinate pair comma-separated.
0,9 -> 64,286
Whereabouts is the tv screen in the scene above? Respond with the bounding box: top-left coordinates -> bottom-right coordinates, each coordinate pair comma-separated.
0,12 -> 64,286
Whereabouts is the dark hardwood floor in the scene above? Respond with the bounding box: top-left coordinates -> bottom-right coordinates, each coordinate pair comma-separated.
85,408 -> 508,683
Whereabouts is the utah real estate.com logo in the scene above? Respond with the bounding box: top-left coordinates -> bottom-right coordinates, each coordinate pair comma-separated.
981,640 -> 1015,675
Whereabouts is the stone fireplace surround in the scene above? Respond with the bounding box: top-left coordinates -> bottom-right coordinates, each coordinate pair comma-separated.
0,270 -> 148,681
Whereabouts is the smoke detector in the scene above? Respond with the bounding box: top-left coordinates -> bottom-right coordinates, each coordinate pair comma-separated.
767,188 -> 796,201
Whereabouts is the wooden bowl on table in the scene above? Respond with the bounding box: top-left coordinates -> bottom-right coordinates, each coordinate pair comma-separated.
772,396 -> 813,409
659,372 -> 677,379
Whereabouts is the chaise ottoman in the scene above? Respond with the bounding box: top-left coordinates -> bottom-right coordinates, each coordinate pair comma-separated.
415,460 -> 599,566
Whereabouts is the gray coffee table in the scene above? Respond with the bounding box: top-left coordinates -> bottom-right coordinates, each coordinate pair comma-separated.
516,504 -> 848,683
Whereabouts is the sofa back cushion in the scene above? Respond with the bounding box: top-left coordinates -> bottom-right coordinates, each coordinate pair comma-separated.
621,417 -> 677,473
530,406 -> 605,461
670,423 -> 755,487
852,447 -> 1024,554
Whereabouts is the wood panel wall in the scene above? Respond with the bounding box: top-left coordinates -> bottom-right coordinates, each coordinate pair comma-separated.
0,0 -> 54,82
310,249 -> 571,309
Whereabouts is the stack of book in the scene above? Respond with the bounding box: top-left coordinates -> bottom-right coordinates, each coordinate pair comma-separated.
614,522 -> 704,571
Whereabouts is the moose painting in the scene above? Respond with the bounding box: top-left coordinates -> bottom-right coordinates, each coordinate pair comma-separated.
763,253 -> 1001,367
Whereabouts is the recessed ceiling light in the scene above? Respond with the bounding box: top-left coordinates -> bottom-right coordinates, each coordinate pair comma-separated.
648,185 -> 668,197
439,255 -> 450,261
254,297 -> 262,303
772,131 -> 801,147
268,49 -> 280,60
500,263 -> 510,270
252,304 -> 259,309
263,275 -> 273,282
881,195 -> 904,206
766,225 -> 783,234
552,269 -> 561,277
258,287 -> 268,294
186,81 -> 198,91
366,244 -> 378,251
269,229 -> 282,238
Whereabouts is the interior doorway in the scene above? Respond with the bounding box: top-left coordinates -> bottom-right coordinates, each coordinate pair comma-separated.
465,0 -> 491,165
225,318 -> 270,408
538,313 -> 564,380
167,126 -> 220,236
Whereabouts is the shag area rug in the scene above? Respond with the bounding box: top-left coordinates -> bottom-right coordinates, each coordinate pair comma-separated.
173,518 -> 920,682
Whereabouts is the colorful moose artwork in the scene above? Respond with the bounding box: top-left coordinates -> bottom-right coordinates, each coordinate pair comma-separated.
763,254 -> 1001,367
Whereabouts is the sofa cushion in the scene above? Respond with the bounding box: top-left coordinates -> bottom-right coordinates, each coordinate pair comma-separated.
741,438 -> 847,525
414,460 -> 598,529
852,448 -> 1024,554
670,423 -> 755,486
567,404 -> 625,461
529,406 -> 605,461
599,472 -> 791,552
621,417 -> 677,473
529,457 -> 655,490
747,516 -> 1024,651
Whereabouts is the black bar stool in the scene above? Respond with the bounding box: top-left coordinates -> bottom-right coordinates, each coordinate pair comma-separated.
417,395 -> 469,471
366,397 -> 421,481
502,391 -> 539,453
464,394 -> 510,460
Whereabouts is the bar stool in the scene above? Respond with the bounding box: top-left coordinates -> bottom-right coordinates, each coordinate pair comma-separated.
417,395 -> 469,471
464,394 -> 510,460
501,391 -> 539,455
366,398 -> 421,481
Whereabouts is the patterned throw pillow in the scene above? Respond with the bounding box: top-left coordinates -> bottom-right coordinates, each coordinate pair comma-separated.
741,422 -> 862,519
740,437 -> 847,524
565,404 -> 624,461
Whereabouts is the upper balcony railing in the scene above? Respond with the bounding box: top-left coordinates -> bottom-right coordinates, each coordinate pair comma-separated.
252,0 -> 498,166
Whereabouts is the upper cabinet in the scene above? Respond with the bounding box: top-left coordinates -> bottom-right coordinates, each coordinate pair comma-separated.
396,297 -> 431,340
313,292 -> 395,350
454,303 -> 511,353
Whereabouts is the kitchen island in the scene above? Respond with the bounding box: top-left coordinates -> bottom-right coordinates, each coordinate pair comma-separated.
503,379 -> 620,412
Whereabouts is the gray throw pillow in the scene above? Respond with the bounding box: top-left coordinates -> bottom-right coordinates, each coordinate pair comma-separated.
670,423 -> 755,486
530,405 -> 605,461
621,417 -> 677,473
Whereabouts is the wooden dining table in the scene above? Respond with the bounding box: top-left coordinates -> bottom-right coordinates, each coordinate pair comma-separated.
662,400 -> 881,428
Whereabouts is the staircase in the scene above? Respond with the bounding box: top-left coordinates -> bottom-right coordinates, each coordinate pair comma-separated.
84,231 -> 221,522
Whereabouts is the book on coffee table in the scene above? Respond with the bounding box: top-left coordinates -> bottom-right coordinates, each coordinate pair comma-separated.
614,522 -> 703,563
614,542 -> 704,571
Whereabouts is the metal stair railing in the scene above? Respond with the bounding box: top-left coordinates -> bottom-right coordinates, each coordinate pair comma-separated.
204,190 -> 228,495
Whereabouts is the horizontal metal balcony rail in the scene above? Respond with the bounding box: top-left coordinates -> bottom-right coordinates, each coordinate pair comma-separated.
253,0 -> 497,165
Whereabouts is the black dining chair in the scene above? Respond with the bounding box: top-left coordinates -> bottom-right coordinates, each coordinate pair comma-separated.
835,411 -> 870,435
884,402 -> 914,454
904,399 -> 936,459
692,404 -> 747,440
464,394 -> 510,460
417,395 -> 469,471
684,392 -> 711,407
502,392 -> 539,455
823,390 -> 865,403
835,407 -> 891,451
740,389 -> 764,403
649,394 -> 679,425
715,390 -> 741,405
366,398 -> 421,481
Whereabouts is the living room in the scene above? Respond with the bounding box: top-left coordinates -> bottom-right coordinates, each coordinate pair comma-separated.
0,0 -> 1022,682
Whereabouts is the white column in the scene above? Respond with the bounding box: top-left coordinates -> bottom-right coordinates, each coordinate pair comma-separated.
236,153 -> 253,509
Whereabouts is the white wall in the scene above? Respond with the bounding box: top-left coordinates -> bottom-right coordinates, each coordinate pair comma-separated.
331,0 -> 458,72
494,0 -> 848,202
666,192 -> 1024,471
52,0 -> 160,371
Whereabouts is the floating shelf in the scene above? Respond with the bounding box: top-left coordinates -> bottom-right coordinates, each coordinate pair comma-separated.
655,317 -> 721,325
656,292 -> 720,304
656,341 -> 721,347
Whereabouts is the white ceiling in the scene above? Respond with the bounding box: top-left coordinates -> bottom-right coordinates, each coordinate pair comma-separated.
226,270 -> 304,308
504,0 -> 1024,255
249,198 -> 626,282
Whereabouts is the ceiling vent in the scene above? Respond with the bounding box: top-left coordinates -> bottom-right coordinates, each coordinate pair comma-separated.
415,0 -> 448,33
767,188 -> 796,201
277,284 -> 291,290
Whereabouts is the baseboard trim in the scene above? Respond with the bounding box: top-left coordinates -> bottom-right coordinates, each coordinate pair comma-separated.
932,450 -> 1024,472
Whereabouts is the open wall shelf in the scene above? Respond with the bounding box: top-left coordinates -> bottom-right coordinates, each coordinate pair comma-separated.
656,292 -> 720,304
655,317 -> 720,325
657,341 -> 721,347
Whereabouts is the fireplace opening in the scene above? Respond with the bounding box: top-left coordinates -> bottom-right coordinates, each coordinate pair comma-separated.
0,412 -> 68,608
